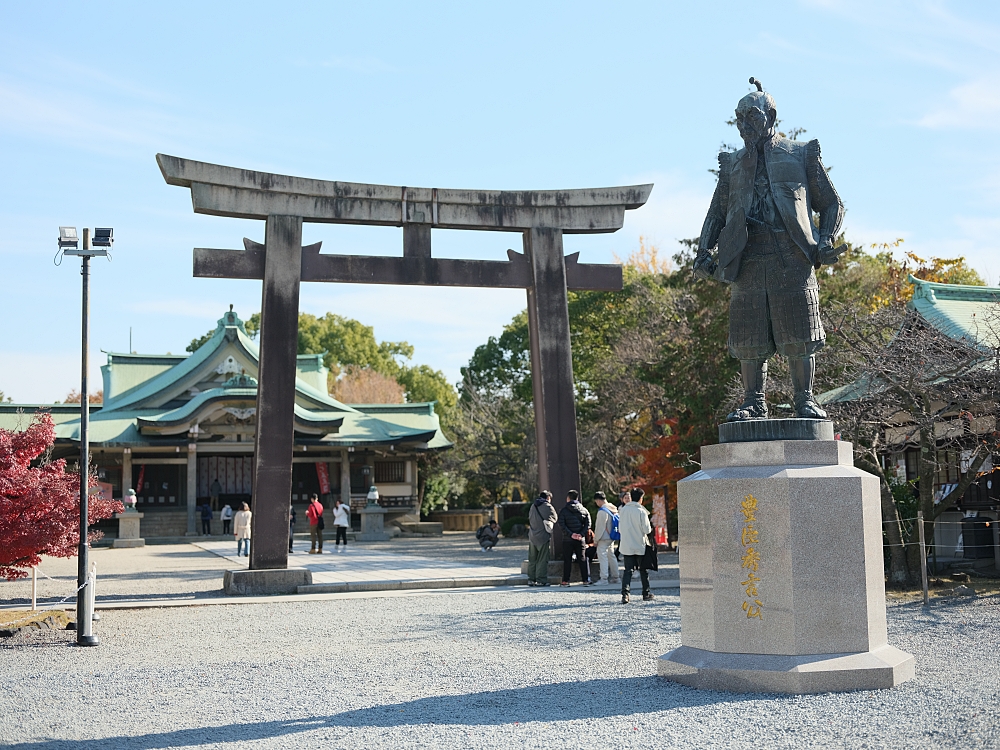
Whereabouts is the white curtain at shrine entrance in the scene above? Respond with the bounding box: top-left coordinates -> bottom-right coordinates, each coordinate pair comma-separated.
197,455 -> 253,498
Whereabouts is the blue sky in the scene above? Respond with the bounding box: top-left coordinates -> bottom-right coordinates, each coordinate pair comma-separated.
2,1 -> 999,402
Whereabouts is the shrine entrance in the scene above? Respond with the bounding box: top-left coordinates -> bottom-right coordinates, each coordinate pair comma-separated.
157,153 -> 651,571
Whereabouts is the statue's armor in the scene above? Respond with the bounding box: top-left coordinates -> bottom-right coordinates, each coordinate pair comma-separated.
699,135 -> 843,360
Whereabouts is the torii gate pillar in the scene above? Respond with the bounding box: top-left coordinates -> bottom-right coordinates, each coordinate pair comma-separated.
251,215 -> 303,568
525,228 -> 580,529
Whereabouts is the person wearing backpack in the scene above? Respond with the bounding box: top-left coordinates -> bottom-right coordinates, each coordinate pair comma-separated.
593,491 -> 620,586
476,520 -> 500,551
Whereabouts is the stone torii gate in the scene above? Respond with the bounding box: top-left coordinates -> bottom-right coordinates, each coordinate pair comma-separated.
157,154 -> 651,575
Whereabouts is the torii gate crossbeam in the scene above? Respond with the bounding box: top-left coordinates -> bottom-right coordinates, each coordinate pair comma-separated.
157,154 -> 652,572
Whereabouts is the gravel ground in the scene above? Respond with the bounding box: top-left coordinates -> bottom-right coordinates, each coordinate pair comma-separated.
1,588 -> 997,749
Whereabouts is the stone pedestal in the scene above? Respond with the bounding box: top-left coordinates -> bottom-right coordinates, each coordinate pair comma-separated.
357,503 -> 391,542
112,511 -> 145,548
659,437 -> 914,694
223,567 -> 312,596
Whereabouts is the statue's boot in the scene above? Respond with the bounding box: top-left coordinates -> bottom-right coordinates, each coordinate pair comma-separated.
726,360 -> 768,421
790,355 -> 828,419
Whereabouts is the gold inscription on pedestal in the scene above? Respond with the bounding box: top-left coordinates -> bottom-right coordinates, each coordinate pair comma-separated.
739,494 -> 763,620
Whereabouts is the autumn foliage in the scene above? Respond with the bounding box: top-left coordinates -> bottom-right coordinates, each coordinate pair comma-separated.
0,411 -> 122,580
331,366 -> 406,404
62,389 -> 103,404
632,418 -> 691,514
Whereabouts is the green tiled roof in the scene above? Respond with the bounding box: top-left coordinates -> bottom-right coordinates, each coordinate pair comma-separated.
908,276 -> 1000,350
820,277 -> 999,405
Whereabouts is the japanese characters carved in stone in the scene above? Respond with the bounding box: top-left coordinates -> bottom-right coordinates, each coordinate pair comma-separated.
694,78 -> 845,422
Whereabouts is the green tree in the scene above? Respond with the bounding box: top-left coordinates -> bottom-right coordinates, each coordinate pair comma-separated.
296,312 -> 412,378
396,364 -> 457,427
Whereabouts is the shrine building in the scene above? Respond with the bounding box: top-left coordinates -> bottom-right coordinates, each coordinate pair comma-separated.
0,308 -> 450,537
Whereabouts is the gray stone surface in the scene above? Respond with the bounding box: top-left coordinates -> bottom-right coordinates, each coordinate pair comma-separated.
110,538 -> 145,549
222,567 -> 312,596
701,437 -> 852,469
671,438 -> 912,692
112,512 -> 144,549
719,418 -> 834,444
357,504 -> 391,542
156,154 -> 652,232
658,644 -> 914,694
395,521 -> 444,535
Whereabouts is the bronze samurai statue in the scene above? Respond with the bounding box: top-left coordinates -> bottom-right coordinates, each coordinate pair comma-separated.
694,78 -> 846,422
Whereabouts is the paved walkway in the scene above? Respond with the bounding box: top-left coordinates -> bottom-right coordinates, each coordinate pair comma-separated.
0,536 -> 678,611
193,539 -> 524,589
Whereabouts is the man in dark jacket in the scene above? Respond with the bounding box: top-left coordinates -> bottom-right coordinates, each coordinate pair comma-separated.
527,491 -> 558,586
200,502 -> 213,536
558,490 -> 592,586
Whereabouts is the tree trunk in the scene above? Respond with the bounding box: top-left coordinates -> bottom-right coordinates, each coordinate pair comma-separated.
856,450 -> 911,585
416,458 -> 428,518
908,428 -> 938,585
879,478 -> 911,586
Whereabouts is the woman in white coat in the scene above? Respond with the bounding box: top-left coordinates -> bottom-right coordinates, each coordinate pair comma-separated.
332,498 -> 351,548
618,488 -> 653,604
233,502 -> 252,557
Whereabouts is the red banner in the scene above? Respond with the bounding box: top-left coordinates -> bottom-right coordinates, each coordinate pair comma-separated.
315,462 -> 331,495
135,465 -> 145,497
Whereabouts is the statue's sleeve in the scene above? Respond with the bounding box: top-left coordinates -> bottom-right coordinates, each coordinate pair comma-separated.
806,140 -> 844,243
698,152 -> 731,253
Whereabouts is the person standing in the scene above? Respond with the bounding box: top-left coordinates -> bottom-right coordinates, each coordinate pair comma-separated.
288,503 -> 297,553
210,478 -> 222,511
200,501 -> 213,536
220,503 -> 233,535
233,502 -> 252,557
593,491 -> 620,586
527,491 -> 557,586
558,490 -> 592,586
619,488 -> 653,603
332,497 -> 350,549
306,494 -> 325,554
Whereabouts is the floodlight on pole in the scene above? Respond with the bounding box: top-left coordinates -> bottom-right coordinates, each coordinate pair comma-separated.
58,227 -> 79,250
57,225 -> 114,647
92,228 -> 113,248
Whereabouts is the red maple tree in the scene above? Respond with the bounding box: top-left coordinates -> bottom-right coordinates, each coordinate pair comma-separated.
632,418 -> 692,514
0,411 -> 122,580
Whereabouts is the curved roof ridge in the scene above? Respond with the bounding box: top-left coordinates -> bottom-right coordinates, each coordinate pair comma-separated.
101,315 -> 361,414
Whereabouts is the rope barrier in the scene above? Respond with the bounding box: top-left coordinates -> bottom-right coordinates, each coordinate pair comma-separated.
1,579 -> 89,632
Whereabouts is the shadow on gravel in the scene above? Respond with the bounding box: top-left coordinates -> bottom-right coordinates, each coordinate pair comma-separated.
484,598 -> 679,618
4,677 -> 776,748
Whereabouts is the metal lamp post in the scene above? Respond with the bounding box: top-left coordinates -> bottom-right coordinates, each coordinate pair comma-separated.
59,225 -> 112,647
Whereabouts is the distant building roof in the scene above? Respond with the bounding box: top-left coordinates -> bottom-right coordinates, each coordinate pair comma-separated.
820,277 -> 998,406
908,275 -> 1000,350
0,307 -> 451,451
